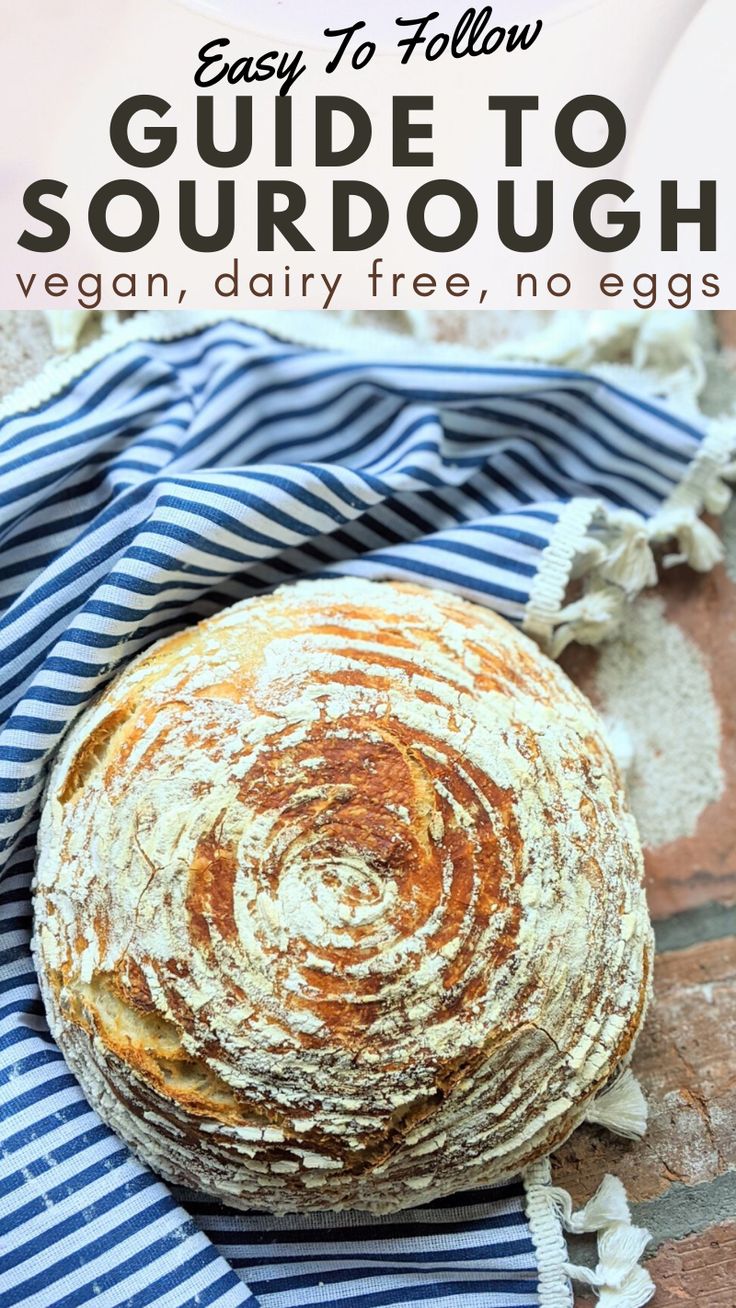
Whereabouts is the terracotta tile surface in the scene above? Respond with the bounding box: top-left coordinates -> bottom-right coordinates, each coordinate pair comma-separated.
576,1223 -> 736,1307
559,542 -> 736,1298
646,1224 -> 736,1307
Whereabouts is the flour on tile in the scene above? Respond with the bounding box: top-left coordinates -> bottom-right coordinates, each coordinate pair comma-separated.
595,596 -> 724,849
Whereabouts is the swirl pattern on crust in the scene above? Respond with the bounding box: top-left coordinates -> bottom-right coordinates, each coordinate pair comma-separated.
34,578 -> 652,1213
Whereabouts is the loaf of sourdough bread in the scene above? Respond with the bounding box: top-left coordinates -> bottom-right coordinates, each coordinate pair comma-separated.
34,577 -> 652,1213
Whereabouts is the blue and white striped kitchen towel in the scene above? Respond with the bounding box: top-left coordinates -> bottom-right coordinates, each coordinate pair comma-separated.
0,315 -> 733,1308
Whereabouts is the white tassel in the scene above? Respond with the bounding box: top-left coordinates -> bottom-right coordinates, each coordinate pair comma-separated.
548,1173 -> 654,1306
598,1265 -> 656,1307
593,511 -> 657,595
565,1223 -> 653,1302
631,314 -> 707,400
524,1163 -> 655,1308
648,506 -> 725,572
701,462 -> 735,515
550,1174 -> 631,1233
566,1227 -> 653,1292
696,435 -> 736,514
571,1175 -> 631,1233
570,536 -> 607,576
44,309 -> 122,353
549,583 -> 626,658
44,309 -> 91,352
647,434 -> 736,571
596,1224 -> 653,1285
527,427 -> 735,658
585,1069 -> 648,1140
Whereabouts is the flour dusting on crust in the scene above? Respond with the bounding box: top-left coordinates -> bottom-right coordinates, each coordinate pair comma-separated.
34,578 -> 652,1214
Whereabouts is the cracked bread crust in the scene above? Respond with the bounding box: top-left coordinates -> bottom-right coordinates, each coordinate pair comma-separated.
33,577 -> 652,1213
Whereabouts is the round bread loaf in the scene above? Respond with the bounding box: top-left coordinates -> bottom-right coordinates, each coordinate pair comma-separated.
34,577 -> 652,1214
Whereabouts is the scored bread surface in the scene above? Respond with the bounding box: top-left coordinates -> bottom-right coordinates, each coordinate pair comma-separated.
34,577 -> 652,1213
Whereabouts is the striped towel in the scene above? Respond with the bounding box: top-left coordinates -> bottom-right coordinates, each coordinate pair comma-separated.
0,316 -> 732,1308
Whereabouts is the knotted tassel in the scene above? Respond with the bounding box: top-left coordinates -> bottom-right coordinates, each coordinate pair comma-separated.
693,425 -> 736,515
702,458 -> 736,515
585,1069 -> 648,1140
598,1265 -> 656,1308
550,1173 -> 631,1233
44,309 -> 121,352
552,1174 -> 655,1307
595,511 -> 658,595
549,582 -> 626,658
567,1223 -> 652,1288
648,506 -> 725,572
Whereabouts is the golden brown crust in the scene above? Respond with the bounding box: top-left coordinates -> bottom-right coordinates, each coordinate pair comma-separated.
33,578 -> 652,1213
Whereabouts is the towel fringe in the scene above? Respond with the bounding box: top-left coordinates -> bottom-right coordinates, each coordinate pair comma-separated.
526,424 -> 736,654
648,506 -> 725,572
559,1176 -> 654,1306
597,1265 -> 658,1308
44,309 -> 120,352
525,1163 -> 655,1308
526,505 -> 661,655
584,1069 -> 648,1140
647,426 -> 736,570
594,511 -> 658,594
550,1173 -> 631,1232
547,580 -> 627,659
565,1222 -> 651,1288
702,460 -> 736,515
